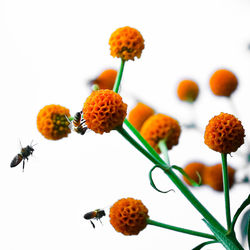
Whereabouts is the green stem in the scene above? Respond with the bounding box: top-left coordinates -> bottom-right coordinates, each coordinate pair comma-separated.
113,59 -> 125,93
163,167 -> 227,234
147,219 -> 216,240
158,139 -> 170,166
221,153 -> 232,230
116,126 -> 161,165
124,118 -> 166,165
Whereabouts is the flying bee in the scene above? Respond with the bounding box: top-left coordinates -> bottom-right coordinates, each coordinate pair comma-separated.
10,141 -> 36,171
65,111 -> 88,136
83,209 -> 106,229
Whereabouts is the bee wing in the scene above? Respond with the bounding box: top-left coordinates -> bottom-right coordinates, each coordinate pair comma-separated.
10,154 -> 23,168
65,115 -> 73,130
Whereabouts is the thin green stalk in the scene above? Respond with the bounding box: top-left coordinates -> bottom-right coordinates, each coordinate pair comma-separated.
113,59 -> 125,93
124,118 -> 166,165
147,219 -> 216,240
116,126 -> 161,165
221,153 -> 232,230
156,141 -> 226,233
158,139 -> 170,166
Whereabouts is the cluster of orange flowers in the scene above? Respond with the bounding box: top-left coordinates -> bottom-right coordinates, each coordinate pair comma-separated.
183,162 -> 235,191
36,26 -> 247,239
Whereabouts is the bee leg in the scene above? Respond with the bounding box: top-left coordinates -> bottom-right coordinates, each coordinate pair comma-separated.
22,160 -> 25,172
90,220 -> 95,229
98,219 -> 103,225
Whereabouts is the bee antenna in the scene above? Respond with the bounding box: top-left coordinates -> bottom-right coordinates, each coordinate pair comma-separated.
19,139 -> 23,149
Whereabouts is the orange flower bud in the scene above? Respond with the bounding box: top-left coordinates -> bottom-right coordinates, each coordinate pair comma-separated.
91,69 -> 117,90
109,26 -> 144,61
203,164 -> 236,191
83,89 -> 127,134
204,112 -> 245,154
37,104 -> 71,140
140,114 -> 181,153
183,162 -> 206,186
109,198 -> 149,235
177,80 -> 199,103
209,69 -> 238,97
128,102 -> 155,131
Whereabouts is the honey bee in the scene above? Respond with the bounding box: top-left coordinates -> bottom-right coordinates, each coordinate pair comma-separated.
65,111 -> 88,135
72,111 -> 82,127
83,209 -> 106,228
10,141 -> 36,171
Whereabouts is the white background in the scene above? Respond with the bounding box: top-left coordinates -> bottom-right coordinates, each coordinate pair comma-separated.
0,0 -> 250,249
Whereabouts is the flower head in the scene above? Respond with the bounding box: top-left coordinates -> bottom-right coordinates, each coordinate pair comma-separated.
177,79 -> 199,103
109,198 -> 149,235
209,69 -> 238,97
37,104 -> 71,140
204,112 -> 245,154
140,114 -> 181,153
83,89 -> 127,134
183,162 -> 206,186
109,26 -> 145,61
91,69 -> 117,90
203,164 -> 236,191
128,102 -> 155,131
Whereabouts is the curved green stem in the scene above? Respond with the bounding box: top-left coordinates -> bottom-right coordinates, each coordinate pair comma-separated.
221,153 -> 232,230
113,59 -> 125,93
147,219 -> 216,240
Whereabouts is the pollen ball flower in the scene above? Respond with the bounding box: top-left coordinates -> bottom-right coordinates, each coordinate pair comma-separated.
91,69 -> 117,90
83,89 -> 127,134
140,114 -> 181,153
37,104 -> 71,140
177,79 -> 199,103
183,162 -> 206,186
128,102 -> 155,131
203,164 -> 236,191
209,69 -> 238,97
204,112 -> 245,154
109,198 -> 149,236
109,26 -> 144,61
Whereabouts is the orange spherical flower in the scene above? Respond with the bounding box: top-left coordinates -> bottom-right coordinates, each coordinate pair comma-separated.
140,114 -> 181,153
91,69 -> 117,90
83,89 -> 127,134
204,112 -> 245,154
37,104 -> 71,140
109,26 -> 145,61
128,102 -> 155,131
109,198 -> 149,236
203,164 -> 236,191
209,69 -> 238,97
183,162 -> 206,186
177,79 -> 199,103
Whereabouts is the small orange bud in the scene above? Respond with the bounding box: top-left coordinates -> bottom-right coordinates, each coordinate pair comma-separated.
177,80 -> 199,103
209,69 -> 238,97
203,164 -> 236,191
109,198 -> 149,235
183,162 -> 206,186
91,69 -> 117,90
140,114 -> 181,153
128,102 -> 155,131
83,89 -> 127,134
109,26 -> 145,61
204,112 -> 245,154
